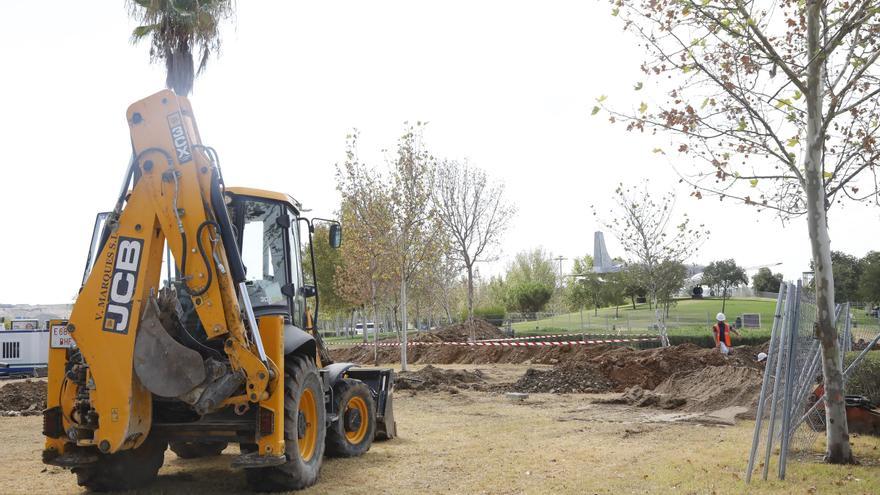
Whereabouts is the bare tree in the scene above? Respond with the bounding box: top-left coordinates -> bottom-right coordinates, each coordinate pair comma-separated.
388,123 -> 445,371
434,159 -> 515,338
592,182 -> 708,304
335,132 -> 395,347
600,0 -> 880,463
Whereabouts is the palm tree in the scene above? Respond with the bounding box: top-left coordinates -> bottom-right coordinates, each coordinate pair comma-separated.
128,0 -> 234,96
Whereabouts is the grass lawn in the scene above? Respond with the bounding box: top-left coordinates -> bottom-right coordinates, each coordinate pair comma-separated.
511,297 -> 779,336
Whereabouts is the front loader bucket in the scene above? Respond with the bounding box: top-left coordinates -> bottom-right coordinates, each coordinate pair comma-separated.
346,368 -> 397,440
134,297 -> 206,397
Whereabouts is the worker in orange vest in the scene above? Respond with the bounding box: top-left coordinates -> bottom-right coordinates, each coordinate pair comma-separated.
712,312 -> 740,355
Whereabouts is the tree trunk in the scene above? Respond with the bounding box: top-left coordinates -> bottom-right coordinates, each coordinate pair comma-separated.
400,279 -> 409,371
372,304 -> 379,366
466,263 -> 475,321
804,0 -> 852,464
631,295 -> 637,310
360,309 -> 367,343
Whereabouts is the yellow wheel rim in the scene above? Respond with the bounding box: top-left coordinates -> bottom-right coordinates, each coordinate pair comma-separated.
298,388 -> 318,462
343,396 -> 369,444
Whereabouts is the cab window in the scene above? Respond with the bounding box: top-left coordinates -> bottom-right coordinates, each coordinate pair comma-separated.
240,200 -> 288,308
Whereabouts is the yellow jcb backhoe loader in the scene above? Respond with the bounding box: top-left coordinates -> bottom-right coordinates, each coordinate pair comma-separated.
41,90 -> 395,492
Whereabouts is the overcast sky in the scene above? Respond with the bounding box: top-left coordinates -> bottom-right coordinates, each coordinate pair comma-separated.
0,1 -> 877,304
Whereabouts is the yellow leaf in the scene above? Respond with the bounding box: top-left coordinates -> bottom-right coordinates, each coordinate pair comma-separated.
652,148 -> 665,154
597,95 -> 608,102
823,171 -> 833,179
749,179 -> 758,187
639,102 -> 648,114
787,137 -> 799,147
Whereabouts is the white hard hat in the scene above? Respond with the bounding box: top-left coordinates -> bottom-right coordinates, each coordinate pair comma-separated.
716,312 -> 726,321
757,352 -> 768,362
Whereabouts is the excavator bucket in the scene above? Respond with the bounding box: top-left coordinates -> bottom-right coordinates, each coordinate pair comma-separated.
134,297 -> 206,397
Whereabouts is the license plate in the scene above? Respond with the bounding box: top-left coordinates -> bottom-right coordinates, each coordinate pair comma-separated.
50,324 -> 75,349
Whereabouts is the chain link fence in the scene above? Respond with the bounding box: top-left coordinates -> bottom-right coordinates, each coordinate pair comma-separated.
746,282 -> 880,483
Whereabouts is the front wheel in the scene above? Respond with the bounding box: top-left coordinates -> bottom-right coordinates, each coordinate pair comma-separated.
245,354 -> 326,492
325,378 -> 375,457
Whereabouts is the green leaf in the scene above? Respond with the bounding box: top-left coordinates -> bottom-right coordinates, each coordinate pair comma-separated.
737,119 -> 747,131
786,136 -> 799,147
131,24 -> 159,40
749,179 -> 759,187
793,90 -> 802,100
591,106 -> 601,116
639,102 -> 648,114
652,148 -> 665,154
775,98 -> 792,109
612,7 -> 620,16
634,82 -> 644,91
597,95 -> 608,103
823,171 -> 833,179
701,0 -> 710,5
701,98 -> 710,109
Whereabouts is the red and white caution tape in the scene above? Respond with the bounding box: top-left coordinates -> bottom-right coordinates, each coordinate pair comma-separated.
331,337 -> 660,349
477,333 -> 656,343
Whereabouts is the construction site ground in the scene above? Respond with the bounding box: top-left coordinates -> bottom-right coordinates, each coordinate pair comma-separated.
2,364 -> 880,494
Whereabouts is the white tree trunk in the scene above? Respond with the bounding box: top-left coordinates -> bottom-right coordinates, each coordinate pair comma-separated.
804,0 -> 852,464
400,278 -> 409,371
360,309 -> 367,343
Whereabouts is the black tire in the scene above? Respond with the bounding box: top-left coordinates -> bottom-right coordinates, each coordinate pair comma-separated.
169,441 -> 228,459
73,434 -> 166,492
245,354 -> 326,492
325,378 -> 375,457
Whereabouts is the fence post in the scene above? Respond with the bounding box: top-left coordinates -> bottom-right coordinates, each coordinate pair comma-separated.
746,284 -> 786,483
762,282 -> 793,481
778,280 -> 802,480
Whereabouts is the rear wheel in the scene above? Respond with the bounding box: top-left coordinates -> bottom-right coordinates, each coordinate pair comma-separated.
245,354 -> 326,492
325,378 -> 375,457
73,434 -> 166,492
169,441 -> 228,459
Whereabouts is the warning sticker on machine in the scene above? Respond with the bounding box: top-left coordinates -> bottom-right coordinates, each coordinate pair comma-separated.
50,324 -> 75,349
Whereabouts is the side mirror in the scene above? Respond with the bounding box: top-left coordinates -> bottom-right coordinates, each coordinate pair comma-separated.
302,285 -> 317,298
329,223 -> 342,249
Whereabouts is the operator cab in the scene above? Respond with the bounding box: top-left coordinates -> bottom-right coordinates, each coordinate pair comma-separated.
225,188 -> 307,329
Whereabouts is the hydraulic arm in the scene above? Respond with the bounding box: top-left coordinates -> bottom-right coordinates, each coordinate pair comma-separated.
45,90 -> 278,457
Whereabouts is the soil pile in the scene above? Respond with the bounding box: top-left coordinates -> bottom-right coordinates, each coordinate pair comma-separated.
511,363 -> 614,394
653,366 -> 764,416
415,319 -> 505,342
0,380 -> 47,416
599,365 -> 763,416
395,365 -> 486,393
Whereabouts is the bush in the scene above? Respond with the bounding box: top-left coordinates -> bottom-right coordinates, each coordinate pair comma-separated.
844,351 -> 880,405
459,306 -> 506,326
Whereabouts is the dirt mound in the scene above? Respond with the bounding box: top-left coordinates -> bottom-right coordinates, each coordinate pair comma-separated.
0,380 -> 47,416
600,366 -> 763,416
511,363 -> 614,394
566,343 -> 764,390
415,319 -> 505,342
394,365 -> 486,393
654,366 -> 764,416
